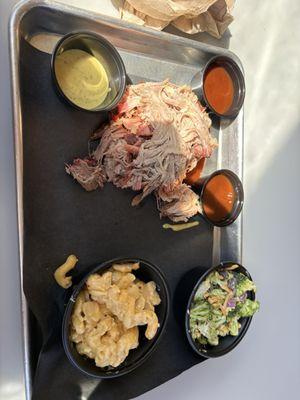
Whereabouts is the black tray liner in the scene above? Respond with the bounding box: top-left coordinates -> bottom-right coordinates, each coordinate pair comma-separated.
20,38 -> 213,400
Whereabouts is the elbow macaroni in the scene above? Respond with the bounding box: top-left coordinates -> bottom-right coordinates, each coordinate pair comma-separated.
70,262 -> 161,368
54,254 -> 78,289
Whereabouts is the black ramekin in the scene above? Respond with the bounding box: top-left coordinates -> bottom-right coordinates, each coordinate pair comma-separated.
62,257 -> 170,378
185,261 -> 256,358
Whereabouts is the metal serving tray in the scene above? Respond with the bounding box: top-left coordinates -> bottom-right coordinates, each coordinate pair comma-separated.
9,1 -> 244,398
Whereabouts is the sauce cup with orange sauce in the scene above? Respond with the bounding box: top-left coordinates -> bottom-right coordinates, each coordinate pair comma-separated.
191,55 -> 245,119
198,169 -> 244,227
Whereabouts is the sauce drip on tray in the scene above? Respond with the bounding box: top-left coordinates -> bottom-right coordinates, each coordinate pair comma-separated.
203,64 -> 234,115
202,174 -> 235,222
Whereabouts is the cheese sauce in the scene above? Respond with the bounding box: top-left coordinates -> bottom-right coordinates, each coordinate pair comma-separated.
55,49 -> 110,110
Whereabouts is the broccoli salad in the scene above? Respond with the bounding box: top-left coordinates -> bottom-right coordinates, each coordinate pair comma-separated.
189,265 -> 259,346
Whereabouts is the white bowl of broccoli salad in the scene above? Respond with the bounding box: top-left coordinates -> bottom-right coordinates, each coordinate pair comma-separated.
185,262 -> 259,357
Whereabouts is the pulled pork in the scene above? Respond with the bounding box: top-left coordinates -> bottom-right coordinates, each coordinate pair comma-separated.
66,80 -> 217,222
66,158 -> 106,192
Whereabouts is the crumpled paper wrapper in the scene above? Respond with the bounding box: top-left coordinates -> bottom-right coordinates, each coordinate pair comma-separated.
118,0 -> 234,38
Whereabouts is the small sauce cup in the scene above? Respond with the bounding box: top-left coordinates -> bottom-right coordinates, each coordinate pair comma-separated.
51,31 -> 126,112
198,169 -> 244,227
191,55 -> 245,119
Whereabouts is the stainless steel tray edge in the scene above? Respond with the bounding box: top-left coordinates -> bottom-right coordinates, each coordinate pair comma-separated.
9,2 -> 31,399
9,1 -> 244,398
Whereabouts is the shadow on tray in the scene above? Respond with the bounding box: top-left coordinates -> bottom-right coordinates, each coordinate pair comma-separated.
28,262 -> 99,377
173,266 -> 207,326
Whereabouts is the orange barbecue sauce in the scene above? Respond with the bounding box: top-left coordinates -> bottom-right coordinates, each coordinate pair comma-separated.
185,158 -> 206,186
203,64 -> 234,115
202,174 -> 235,222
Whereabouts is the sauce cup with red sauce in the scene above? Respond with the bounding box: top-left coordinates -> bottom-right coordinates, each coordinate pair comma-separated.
191,55 -> 245,119
198,169 -> 244,227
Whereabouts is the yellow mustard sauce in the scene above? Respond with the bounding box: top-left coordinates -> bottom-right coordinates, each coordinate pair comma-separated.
163,221 -> 199,232
55,49 -> 110,110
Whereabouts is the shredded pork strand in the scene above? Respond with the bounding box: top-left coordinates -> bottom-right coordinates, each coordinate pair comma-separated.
66,158 -> 106,192
66,80 -> 217,221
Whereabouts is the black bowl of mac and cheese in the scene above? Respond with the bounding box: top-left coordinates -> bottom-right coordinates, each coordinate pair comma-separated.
62,257 -> 170,378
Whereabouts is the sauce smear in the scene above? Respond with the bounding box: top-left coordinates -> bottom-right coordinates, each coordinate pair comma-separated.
204,64 -> 234,115
202,174 -> 235,222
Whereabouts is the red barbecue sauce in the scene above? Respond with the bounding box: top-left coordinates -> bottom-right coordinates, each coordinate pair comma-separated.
203,64 -> 234,115
202,174 -> 235,222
